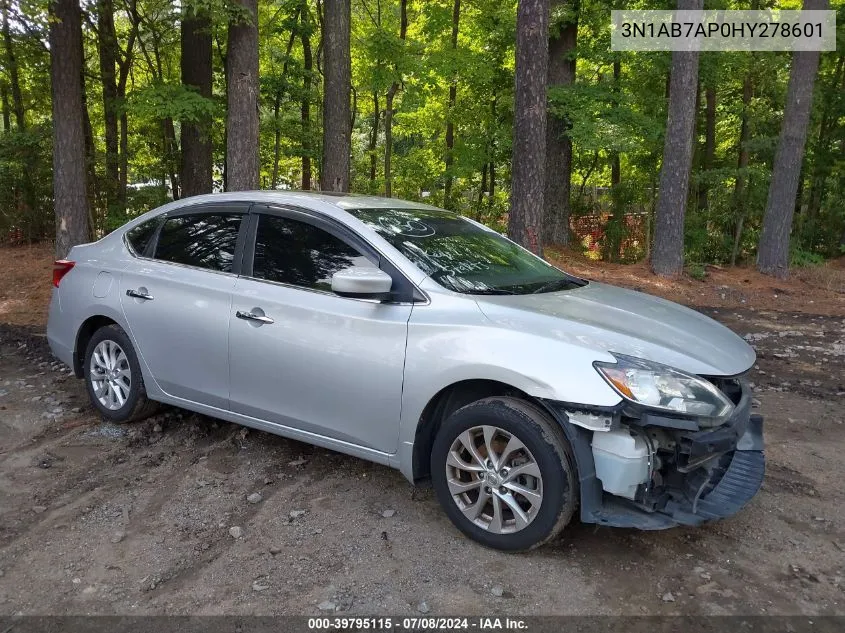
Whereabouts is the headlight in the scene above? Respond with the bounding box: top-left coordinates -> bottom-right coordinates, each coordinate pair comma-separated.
594,353 -> 734,425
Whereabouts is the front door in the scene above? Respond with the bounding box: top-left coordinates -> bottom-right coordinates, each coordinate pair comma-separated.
228,209 -> 412,454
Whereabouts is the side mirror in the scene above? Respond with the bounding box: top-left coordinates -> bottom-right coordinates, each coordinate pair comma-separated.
331,266 -> 393,300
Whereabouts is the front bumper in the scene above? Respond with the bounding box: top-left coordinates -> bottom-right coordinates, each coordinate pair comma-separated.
542,379 -> 765,530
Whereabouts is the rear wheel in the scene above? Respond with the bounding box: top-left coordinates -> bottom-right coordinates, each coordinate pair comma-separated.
84,325 -> 157,423
431,396 -> 577,551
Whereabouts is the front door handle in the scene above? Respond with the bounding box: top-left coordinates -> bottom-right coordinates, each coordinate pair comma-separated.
236,310 -> 274,325
126,289 -> 154,301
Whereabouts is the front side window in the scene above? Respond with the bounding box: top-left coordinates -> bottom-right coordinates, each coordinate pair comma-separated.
252,215 -> 375,291
349,208 -> 586,295
154,213 -> 243,273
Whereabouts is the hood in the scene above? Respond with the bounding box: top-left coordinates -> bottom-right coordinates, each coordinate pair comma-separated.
474,282 -> 755,377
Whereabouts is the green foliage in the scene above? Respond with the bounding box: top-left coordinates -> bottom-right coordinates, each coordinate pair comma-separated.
128,83 -> 218,124
123,185 -> 171,223
0,124 -> 53,241
790,246 -> 825,269
685,262 -> 707,281
0,0 -> 842,273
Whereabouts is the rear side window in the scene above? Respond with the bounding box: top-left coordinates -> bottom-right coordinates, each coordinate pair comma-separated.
252,215 -> 375,291
154,213 -> 243,273
125,219 -> 158,256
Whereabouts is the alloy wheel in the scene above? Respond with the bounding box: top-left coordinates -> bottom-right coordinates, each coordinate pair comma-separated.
445,425 -> 543,534
89,339 -> 132,411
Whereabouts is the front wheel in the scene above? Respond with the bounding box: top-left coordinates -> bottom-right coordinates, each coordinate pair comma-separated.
84,324 -> 157,423
430,396 -> 578,551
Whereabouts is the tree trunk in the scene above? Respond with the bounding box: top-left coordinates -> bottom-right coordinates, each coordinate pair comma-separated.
805,113 -> 831,223
543,0 -> 577,246
696,84 -> 716,211
489,160 -> 495,206
508,0 -> 549,256
729,0 -> 761,265
320,0 -> 351,192
225,0 -> 259,191
96,0 -> 120,213
271,93 -> 281,189
757,0 -> 827,277
730,70 -> 753,266
384,0 -> 408,198
1,82 -> 10,131
3,0 -> 36,230
488,94 -> 496,210
301,8 -> 313,191
606,55 -> 623,262
116,2 -> 136,209
384,87 -> 395,197
351,85 -> 358,130
476,162 -> 488,220
49,0 -> 89,259
488,130 -> 495,208
2,0 -> 24,130
367,0 -> 382,190
443,0 -> 460,209
606,152 -> 622,262
651,0 -> 702,277
611,153 -> 620,188
369,92 -> 379,183
163,117 -> 180,199
805,53 -> 843,224
119,111 -> 129,203
181,6 -> 213,197
80,68 -> 97,236
270,24 -> 299,190
1,73 -> 19,232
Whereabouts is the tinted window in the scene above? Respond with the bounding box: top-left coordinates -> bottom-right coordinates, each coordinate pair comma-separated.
125,219 -> 159,256
154,213 -> 243,273
349,208 -> 586,295
252,215 -> 375,291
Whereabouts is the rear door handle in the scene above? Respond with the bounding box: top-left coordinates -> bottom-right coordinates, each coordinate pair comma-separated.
126,289 -> 154,301
236,310 -> 274,325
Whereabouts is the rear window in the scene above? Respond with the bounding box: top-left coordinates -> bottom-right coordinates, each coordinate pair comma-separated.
153,213 -> 243,273
125,219 -> 159,256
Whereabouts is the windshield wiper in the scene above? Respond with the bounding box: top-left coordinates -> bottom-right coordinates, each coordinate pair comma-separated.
471,288 -> 518,295
531,279 -> 574,294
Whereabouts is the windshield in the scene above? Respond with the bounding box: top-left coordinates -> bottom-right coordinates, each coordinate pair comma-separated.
348,208 -> 587,295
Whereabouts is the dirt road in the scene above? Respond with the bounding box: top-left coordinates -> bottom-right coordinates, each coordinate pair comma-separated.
0,308 -> 843,616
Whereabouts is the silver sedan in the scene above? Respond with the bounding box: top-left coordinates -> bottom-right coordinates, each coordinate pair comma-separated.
47,192 -> 765,550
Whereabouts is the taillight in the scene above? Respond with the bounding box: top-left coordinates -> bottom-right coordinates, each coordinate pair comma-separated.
53,260 -> 75,288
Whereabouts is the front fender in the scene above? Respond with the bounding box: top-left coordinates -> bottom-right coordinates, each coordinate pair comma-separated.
394,291 -> 622,480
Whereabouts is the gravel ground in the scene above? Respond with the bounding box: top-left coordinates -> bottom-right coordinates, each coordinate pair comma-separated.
0,308 -> 843,616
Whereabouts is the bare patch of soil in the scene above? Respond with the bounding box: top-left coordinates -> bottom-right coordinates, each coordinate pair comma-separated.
548,248 -> 845,316
0,244 -> 53,328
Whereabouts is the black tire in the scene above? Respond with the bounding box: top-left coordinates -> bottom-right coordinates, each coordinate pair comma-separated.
431,396 -> 578,551
84,324 -> 157,423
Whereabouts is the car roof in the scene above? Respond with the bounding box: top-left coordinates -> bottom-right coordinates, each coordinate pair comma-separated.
163,190 -> 444,212
115,190 -> 446,287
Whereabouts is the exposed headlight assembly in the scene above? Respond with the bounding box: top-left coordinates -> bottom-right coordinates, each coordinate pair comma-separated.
594,353 -> 734,426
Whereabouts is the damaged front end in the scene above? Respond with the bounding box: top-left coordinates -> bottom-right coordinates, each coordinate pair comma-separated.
542,376 -> 765,530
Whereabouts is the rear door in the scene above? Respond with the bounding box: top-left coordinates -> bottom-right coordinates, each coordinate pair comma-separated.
119,202 -> 249,409
227,206 -> 413,454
